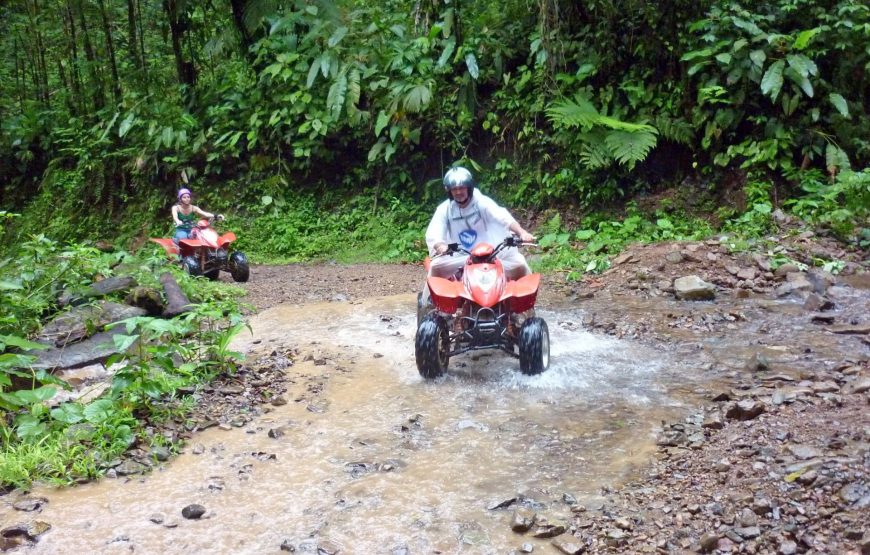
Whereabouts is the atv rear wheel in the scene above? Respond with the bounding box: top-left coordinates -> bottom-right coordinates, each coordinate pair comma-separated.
518,317 -> 549,375
415,314 -> 449,380
181,256 -> 201,277
229,252 -> 250,282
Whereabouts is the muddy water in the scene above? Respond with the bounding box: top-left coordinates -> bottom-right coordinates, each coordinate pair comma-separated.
3,290 -> 865,554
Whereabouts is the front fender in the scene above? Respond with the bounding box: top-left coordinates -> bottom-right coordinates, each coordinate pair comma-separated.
150,238 -> 179,258
427,276 -> 465,314
501,273 -> 541,313
219,231 -> 237,248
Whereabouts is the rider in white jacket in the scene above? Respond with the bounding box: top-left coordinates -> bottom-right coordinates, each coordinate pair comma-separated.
425,166 -> 535,281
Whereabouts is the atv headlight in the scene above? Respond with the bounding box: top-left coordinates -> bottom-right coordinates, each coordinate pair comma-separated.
472,266 -> 497,292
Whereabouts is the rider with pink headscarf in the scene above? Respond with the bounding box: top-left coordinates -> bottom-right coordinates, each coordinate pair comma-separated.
172,188 -> 218,243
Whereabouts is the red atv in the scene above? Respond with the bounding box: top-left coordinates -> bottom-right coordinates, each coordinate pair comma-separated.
415,236 -> 549,379
150,216 -> 250,282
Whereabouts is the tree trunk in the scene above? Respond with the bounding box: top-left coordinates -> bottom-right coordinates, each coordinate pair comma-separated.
229,0 -> 252,52
97,0 -> 122,104
126,0 -> 142,71
63,0 -> 84,114
136,0 -> 150,92
162,0 -> 196,88
74,0 -> 106,110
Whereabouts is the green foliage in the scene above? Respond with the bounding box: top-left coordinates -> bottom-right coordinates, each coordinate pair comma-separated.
786,168 -> 870,242
0,236 -> 246,487
536,205 -> 714,280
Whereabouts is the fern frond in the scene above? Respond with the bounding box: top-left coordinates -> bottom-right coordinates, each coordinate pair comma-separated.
605,130 -> 658,169
579,142 -> 613,169
327,70 -> 348,120
653,115 -> 694,145
545,94 -> 599,131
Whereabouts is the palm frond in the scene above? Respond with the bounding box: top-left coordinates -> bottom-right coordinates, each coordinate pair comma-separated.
605,129 -> 659,169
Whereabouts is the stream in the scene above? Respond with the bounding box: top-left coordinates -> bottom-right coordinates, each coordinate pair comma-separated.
1,286 -> 866,554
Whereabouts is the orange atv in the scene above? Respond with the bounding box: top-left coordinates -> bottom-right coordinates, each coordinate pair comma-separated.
151,216 -> 249,282
415,236 -> 548,379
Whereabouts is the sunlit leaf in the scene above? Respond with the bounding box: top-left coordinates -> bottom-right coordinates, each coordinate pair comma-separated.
749,50 -> 766,68
794,28 -> 820,50
437,38 -> 456,68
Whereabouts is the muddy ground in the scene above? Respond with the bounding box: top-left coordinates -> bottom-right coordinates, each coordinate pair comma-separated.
203,226 -> 869,554
4,223 -> 868,554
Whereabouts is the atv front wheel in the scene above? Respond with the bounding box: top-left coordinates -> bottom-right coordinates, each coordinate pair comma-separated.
518,317 -> 549,375
203,267 -> 220,281
415,314 -> 449,380
181,256 -> 201,277
229,251 -> 250,282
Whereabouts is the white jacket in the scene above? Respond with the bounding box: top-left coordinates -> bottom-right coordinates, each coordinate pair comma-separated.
425,192 -> 517,256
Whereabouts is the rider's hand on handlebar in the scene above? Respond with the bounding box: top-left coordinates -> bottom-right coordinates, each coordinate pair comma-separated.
518,231 -> 535,243
433,242 -> 448,255
216,214 -> 225,222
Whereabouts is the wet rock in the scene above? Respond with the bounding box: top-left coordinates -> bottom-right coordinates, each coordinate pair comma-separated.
181,504 -> 206,519
699,532 -> 720,553
280,539 -> 295,552
656,429 -> 688,447
787,444 -> 822,460
149,513 -> 164,524
774,263 -> 801,278
317,539 -> 341,554
839,483 -> 866,505
150,446 -> 171,462
192,443 -> 205,455
725,400 -> 766,421
1,520 -> 52,542
845,378 -> 870,394
734,525 -> 761,539
810,313 -> 836,324
456,419 -> 488,432
511,508 -> 536,533
552,538 -> 585,554
737,268 -> 757,281
746,352 -> 771,372
530,523 -> 567,539
803,293 -> 834,312
786,272 -> 814,292
811,381 -> 840,393
674,276 -> 716,301
665,251 -> 684,264
271,395 -> 288,406
12,497 -> 48,512
779,539 -> 798,554
487,497 -> 518,511
562,493 -> 577,505
114,459 -> 148,476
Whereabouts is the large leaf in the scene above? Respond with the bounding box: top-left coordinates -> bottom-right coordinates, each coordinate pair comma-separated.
118,113 -> 136,138
794,28 -> 820,50
825,143 -> 850,171
787,54 -> 818,78
604,130 -> 658,169
0,334 -> 47,351
15,414 -> 47,440
465,53 -> 479,80
83,399 -> 115,423
403,84 -> 432,113
829,93 -> 849,117
13,385 -> 56,404
784,67 -> 813,98
749,50 -> 766,68
437,38 -> 456,68
306,55 -> 322,88
760,60 -> 785,101
375,111 -> 390,136
327,26 -> 348,48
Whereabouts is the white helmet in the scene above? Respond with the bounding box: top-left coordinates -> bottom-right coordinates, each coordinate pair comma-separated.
442,166 -> 474,200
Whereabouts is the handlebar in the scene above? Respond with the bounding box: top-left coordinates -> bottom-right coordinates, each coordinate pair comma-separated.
433,236 -> 536,258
